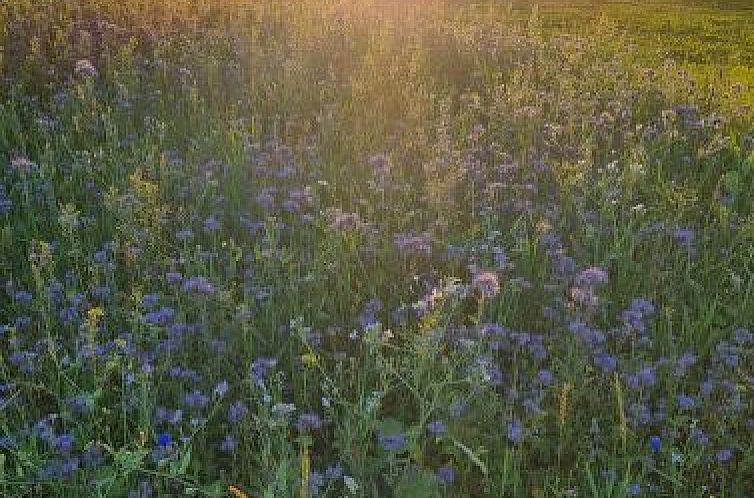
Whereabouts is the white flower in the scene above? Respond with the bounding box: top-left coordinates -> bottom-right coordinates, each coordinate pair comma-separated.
344,476 -> 359,494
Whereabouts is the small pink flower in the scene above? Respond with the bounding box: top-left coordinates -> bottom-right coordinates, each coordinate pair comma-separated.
74,59 -> 98,79
472,271 -> 500,298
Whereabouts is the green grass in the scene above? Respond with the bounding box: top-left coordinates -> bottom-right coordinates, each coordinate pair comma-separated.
0,0 -> 753,497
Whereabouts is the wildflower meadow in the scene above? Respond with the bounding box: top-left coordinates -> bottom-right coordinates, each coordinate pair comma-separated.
0,0 -> 753,496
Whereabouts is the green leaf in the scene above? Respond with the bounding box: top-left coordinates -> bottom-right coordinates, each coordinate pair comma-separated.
452,438 -> 488,476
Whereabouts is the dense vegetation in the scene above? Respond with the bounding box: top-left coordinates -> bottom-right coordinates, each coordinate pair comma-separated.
1,0 -> 753,496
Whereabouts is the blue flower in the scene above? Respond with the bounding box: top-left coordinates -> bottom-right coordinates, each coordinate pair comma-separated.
691,427 -> 710,446
377,431 -> 407,452
54,433 -> 75,455
325,464 -> 344,480
157,432 -> 173,448
427,420 -> 448,436
358,298 -> 382,329
37,457 -> 79,480
182,276 -> 215,295
228,401 -> 249,425
309,470 -> 325,496
649,435 -> 661,453
296,412 -> 323,432
128,480 -> 154,498
65,394 -> 93,415
717,448 -> 733,463
143,306 -> 176,326
81,443 -> 104,468
575,266 -> 609,286
251,357 -> 277,386
214,380 -> 229,398
627,483 -> 641,496
436,465 -> 455,484
141,293 -> 160,309
204,215 -> 221,232
0,186 -> 12,214
537,369 -> 555,386
734,328 -> 753,345
220,434 -> 237,454
183,390 -> 209,410
165,272 -> 183,284
14,290 -> 33,304
593,352 -> 617,373
677,394 -> 695,411
673,227 -> 695,250
508,418 -> 524,444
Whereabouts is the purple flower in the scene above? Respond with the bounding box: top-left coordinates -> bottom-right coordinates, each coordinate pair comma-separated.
427,420 -> 448,436
74,59 -> 98,78
331,211 -> 362,232
377,431 -> 407,452
54,433 -> 75,455
256,190 -> 276,210
157,432 -> 173,447
735,328 -> 753,345
37,457 -> 80,480
14,290 -> 33,304
675,352 -> 697,376
716,342 -> 738,368
220,434 -> 237,454
621,298 -> 656,333
142,293 -> 160,309
0,187 -> 11,214
143,307 -> 176,326
296,412 -> 323,432
182,276 -> 215,295
228,401 -> 249,425
552,253 -> 576,275
325,464 -> 344,480
81,444 -> 104,468
575,266 -> 609,286
537,369 -> 555,386
128,480 -> 153,498
627,483 -> 641,496
472,271 -> 501,298
165,272 -> 183,284
673,227 -> 695,250
183,390 -> 209,410
66,394 -> 93,415
368,153 -> 391,177
593,352 -> 617,374
358,298 -> 383,329
309,470 -> 325,496
677,394 -> 695,410
717,448 -> 733,463
638,367 -> 657,388
0,436 -> 17,450
214,380 -> 229,398
691,427 -> 710,446
394,232 -> 432,257
251,357 -> 278,386
507,418 -> 524,444
204,215 -> 221,232
436,465 -> 455,484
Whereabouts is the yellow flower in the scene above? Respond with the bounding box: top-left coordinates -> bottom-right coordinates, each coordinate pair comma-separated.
228,485 -> 253,498
86,307 -> 105,331
301,353 -> 319,368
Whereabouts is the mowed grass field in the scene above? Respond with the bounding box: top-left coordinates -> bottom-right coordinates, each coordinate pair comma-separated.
0,1 -> 753,497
